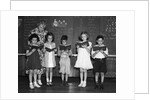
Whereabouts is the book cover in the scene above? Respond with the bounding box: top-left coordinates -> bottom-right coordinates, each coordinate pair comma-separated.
45,47 -> 56,52
59,44 -> 71,51
93,46 -> 106,51
76,41 -> 89,47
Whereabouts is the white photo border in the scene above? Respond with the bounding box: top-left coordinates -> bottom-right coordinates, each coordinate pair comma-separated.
0,10 -> 134,100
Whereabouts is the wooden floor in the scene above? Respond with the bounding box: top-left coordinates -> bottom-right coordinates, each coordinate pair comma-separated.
18,76 -> 116,93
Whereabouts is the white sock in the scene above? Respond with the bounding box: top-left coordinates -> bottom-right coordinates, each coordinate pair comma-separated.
50,79 -> 52,82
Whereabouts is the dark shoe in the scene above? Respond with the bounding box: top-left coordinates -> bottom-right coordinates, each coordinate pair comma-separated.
64,81 -> 69,86
47,82 -> 50,86
60,81 -> 65,86
94,82 -> 99,89
99,83 -> 104,90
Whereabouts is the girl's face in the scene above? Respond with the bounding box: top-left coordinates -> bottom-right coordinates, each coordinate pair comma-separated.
62,40 -> 67,45
97,38 -> 104,45
81,34 -> 88,41
32,38 -> 38,44
47,35 -> 53,42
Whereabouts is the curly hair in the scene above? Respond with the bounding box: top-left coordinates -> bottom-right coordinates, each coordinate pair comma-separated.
28,34 -> 39,43
60,35 -> 68,44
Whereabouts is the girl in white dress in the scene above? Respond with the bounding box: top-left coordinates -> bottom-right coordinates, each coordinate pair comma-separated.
74,31 -> 93,87
43,32 -> 56,86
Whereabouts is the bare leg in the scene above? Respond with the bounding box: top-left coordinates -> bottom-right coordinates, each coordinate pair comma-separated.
80,68 -> 83,83
61,74 -> 65,81
33,69 -> 40,88
94,72 -> 99,89
65,74 -> 68,82
78,68 -> 84,87
100,72 -> 105,89
95,72 -> 99,83
29,70 -> 34,89
83,69 -> 87,82
46,68 -> 49,83
82,69 -> 87,87
29,70 -> 33,84
101,72 -> 104,84
33,69 -> 37,83
49,68 -> 53,85
38,72 -> 42,85
61,73 -> 65,86
49,68 -> 53,83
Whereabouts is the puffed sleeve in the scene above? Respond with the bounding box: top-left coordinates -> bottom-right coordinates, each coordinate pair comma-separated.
104,47 -> 109,55
87,41 -> 92,49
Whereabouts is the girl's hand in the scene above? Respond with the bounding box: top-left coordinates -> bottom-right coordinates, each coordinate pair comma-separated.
76,45 -> 79,49
95,50 -> 100,54
54,48 -> 57,52
31,49 -> 36,53
92,50 -> 99,58
100,50 -> 104,53
101,50 -> 108,57
82,45 -> 87,48
84,47 -> 90,53
61,50 -> 64,52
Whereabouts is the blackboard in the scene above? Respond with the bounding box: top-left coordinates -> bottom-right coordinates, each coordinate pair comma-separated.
18,16 -> 116,55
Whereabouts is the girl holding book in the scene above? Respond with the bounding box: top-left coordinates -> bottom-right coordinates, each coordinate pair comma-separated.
91,35 -> 108,89
74,31 -> 93,87
43,32 -> 56,86
58,35 -> 72,86
27,21 -> 48,86
26,34 -> 42,89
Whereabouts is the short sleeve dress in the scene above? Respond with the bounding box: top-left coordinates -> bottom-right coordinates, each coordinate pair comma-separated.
74,41 -> 93,70
59,50 -> 71,75
43,43 -> 56,68
26,46 -> 42,70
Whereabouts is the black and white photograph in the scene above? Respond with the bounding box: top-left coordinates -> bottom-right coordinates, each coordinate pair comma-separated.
18,16 -> 116,93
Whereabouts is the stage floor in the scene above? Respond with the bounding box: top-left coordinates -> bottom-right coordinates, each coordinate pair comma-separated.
18,76 -> 116,93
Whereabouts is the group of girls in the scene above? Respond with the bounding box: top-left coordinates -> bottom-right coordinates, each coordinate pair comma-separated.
26,22 -> 108,90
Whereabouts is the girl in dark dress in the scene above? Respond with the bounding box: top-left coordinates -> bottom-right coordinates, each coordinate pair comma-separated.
27,21 -> 48,85
26,34 -> 42,89
91,35 -> 109,89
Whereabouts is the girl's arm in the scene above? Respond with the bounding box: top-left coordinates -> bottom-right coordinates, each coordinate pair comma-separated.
69,49 -> 73,56
91,49 -> 100,58
26,49 -> 36,56
37,48 -> 42,56
100,47 -> 109,57
43,44 -> 46,53
83,42 -> 92,53
76,45 -> 79,53
57,47 -> 61,56
53,43 -> 57,52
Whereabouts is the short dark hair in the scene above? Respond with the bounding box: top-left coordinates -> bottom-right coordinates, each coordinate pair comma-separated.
61,35 -> 68,44
28,34 -> 39,43
96,35 -> 104,44
45,32 -> 54,42
78,31 -> 89,41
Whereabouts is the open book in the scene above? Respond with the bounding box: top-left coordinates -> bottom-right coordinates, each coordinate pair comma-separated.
45,47 -> 56,52
59,44 -> 71,51
92,46 -> 106,51
76,41 -> 89,47
31,45 -> 39,49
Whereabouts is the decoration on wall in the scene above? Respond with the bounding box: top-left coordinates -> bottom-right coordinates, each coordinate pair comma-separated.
105,17 -> 116,33
52,19 -> 67,27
